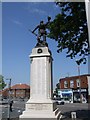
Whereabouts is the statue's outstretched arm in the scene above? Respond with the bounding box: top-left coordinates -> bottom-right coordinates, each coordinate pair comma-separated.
45,16 -> 51,27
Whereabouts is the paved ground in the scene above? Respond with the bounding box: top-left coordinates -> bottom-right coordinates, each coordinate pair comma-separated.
0,103 -> 24,120
58,103 -> 90,120
0,101 -> 90,120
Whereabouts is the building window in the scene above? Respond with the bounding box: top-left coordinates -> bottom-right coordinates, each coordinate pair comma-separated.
70,80 -> 74,88
10,91 -> 14,94
16,92 -> 20,94
64,81 -> 68,88
76,79 -> 80,87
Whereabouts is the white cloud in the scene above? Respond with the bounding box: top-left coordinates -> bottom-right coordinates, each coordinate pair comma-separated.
26,3 -> 48,16
31,8 -> 47,15
11,19 -> 23,26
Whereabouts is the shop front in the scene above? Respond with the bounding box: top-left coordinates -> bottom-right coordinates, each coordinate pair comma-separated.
73,88 -> 88,103
58,89 -> 73,103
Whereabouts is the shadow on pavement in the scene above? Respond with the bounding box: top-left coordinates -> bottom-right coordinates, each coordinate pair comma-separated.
61,109 -> 90,120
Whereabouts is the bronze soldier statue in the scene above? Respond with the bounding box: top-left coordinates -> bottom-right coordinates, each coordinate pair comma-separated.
31,16 -> 51,44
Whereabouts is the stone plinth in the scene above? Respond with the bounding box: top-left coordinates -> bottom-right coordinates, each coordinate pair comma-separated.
19,46 -> 61,120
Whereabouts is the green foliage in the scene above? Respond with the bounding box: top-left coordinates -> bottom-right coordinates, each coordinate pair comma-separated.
0,75 -> 6,90
48,2 -> 89,65
55,83 -> 60,96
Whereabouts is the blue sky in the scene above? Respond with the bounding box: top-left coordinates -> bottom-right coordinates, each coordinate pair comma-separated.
2,2 -> 88,88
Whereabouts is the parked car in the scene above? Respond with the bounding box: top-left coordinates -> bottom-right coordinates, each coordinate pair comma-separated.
0,98 -> 8,105
58,98 -> 65,105
64,98 -> 71,103
54,98 -> 65,105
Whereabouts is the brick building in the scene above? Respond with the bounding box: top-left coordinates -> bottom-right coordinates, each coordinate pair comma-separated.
0,88 -> 8,99
1,83 -> 30,99
59,74 -> 90,103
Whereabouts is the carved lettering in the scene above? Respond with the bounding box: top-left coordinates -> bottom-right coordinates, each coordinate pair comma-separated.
27,104 -> 51,110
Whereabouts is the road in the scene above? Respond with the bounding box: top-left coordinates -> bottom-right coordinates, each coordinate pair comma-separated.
57,103 -> 90,120
0,101 -> 90,120
0,100 -> 25,120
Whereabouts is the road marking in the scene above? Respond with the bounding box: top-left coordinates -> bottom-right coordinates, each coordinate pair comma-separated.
59,114 -> 62,120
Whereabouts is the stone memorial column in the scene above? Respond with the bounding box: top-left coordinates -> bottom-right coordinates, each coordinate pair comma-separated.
19,45 -> 61,120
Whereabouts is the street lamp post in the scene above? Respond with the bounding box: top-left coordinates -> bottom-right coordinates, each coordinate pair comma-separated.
77,65 -> 82,103
6,78 -> 12,120
75,59 -> 82,103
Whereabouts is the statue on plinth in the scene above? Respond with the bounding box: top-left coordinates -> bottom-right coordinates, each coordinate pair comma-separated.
29,16 -> 51,47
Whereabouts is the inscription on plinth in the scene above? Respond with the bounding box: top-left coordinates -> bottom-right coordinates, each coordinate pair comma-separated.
27,103 -> 51,110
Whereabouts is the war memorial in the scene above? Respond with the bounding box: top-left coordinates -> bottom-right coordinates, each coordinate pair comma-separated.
19,17 -> 61,120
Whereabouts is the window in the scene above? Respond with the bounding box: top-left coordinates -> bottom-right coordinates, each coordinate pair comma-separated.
70,80 -> 74,88
10,91 -> 14,94
64,81 -> 68,88
76,79 -> 80,87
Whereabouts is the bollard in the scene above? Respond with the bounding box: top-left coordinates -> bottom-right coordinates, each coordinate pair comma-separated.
71,112 -> 77,119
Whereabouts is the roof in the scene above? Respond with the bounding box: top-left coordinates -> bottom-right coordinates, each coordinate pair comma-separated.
60,74 -> 90,81
11,84 -> 30,90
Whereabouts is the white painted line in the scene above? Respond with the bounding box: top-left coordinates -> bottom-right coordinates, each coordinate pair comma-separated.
59,114 -> 62,120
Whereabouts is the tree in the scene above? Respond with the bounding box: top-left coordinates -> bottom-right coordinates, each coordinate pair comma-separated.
0,75 -> 6,91
54,83 -> 60,97
48,2 -> 89,65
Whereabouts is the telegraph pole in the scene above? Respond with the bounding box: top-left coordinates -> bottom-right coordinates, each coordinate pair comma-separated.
76,59 -> 82,103
77,65 -> 82,103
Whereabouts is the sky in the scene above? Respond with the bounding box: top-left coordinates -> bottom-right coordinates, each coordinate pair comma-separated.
2,2 -> 88,88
